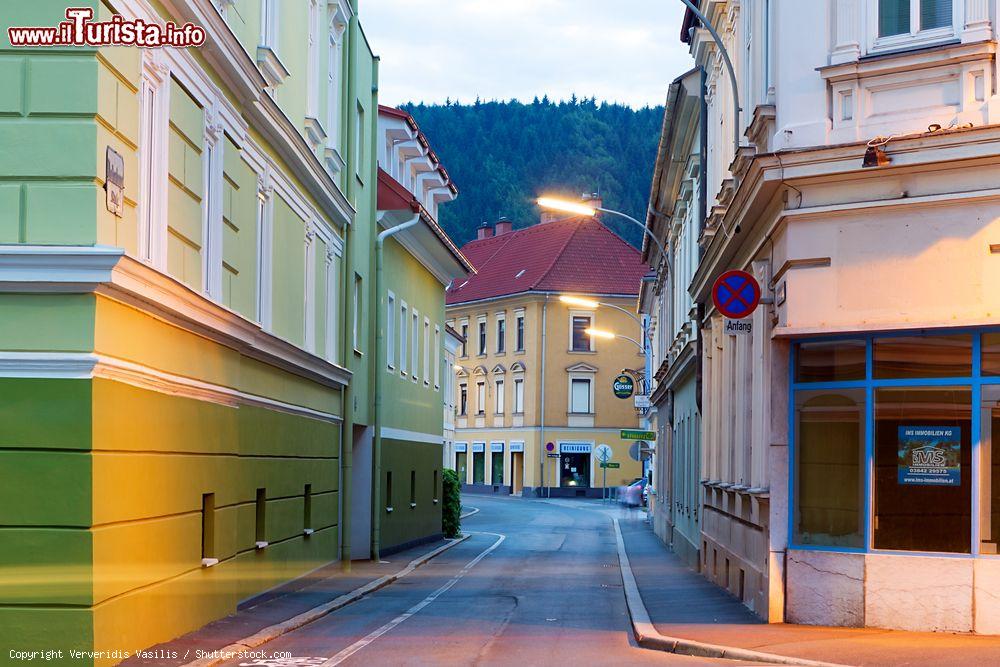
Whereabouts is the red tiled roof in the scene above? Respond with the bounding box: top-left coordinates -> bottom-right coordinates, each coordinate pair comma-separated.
446,216 -> 649,305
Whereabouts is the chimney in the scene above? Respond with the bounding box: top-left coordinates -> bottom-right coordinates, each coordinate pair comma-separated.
540,211 -> 559,224
476,221 -> 494,240
494,216 -> 513,236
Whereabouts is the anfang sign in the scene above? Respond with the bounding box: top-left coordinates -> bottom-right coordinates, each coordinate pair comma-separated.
724,318 -> 752,336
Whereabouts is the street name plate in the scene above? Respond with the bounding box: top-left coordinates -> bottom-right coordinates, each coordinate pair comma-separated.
546,452 -> 560,458
620,429 -> 655,441
724,318 -> 752,336
600,462 -> 621,469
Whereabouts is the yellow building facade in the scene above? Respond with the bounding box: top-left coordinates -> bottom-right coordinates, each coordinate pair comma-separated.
445,211 -> 650,497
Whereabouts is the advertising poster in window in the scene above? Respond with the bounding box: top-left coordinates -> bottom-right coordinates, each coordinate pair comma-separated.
897,426 -> 961,486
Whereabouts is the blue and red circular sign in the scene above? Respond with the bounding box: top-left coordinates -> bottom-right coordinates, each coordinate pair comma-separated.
712,270 -> 761,320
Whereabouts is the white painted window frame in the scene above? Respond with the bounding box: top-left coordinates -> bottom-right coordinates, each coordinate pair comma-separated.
434,324 -> 441,390
411,307 -> 420,382
513,376 -> 525,415
514,309 -> 525,352
476,380 -> 486,415
868,0 -> 962,54
477,316 -> 487,356
495,378 -> 505,415
400,301 -> 409,375
568,374 -> 595,415
495,311 -> 506,354
423,316 -> 431,386
325,0 -> 351,175
569,310 -> 595,352
387,291 -> 396,370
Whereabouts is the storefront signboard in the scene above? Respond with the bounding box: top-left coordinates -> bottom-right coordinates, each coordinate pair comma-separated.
472,442 -> 485,453
561,443 -> 592,454
510,442 -> 524,452
491,442 -> 504,452
455,443 -> 467,452
898,426 -> 961,486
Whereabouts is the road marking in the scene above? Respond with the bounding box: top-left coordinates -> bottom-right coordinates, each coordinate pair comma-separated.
318,532 -> 506,666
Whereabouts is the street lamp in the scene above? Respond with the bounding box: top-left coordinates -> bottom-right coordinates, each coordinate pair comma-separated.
585,327 -> 643,352
537,197 -> 668,260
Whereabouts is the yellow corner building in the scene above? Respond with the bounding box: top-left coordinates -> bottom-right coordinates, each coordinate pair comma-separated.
446,198 -> 650,497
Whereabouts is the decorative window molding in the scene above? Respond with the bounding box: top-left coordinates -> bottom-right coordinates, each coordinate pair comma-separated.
434,324 -> 441,390
257,0 -> 288,90
325,0 -> 351,175
866,0 -> 963,56
387,292 -> 397,370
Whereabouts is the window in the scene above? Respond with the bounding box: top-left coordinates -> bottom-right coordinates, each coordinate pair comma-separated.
355,102 -> 364,178
433,469 -> 439,502
459,383 -> 468,415
400,303 -> 408,374
496,315 -> 506,354
571,314 -> 593,352
796,340 -> 866,383
411,309 -> 419,381
874,0 -> 956,50
514,378 -> 524,414
874,335 -> 972,379
410,470 -> 416,507
434,325 -> 441,389
353,274 -> 362,352
495,379 -> 505,414
476,381 -> 486,415
491,446 -> 504,485
794,389 -> 865,548
423,318 -> 431,385
460,322 -> 469,357
387,294 -> 396,369
570,378 -> 592,414
874,387 -> 971,553
326,3 -> 348,164
305,0 -> 320,120
478,319 -> 487,355
515,313 -> 525,351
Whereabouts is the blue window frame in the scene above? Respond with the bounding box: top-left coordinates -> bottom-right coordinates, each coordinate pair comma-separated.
789,328 -> 1000,557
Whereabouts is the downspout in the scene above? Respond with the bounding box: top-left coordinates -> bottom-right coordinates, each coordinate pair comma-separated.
372,213 -> 421,560
539,296 -> 548,498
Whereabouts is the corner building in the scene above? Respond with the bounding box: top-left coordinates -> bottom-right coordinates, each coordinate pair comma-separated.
669,0 -> 1000,634
445,204 -> 648,497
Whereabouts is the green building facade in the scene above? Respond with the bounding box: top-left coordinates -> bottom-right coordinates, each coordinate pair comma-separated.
0,0 -> 440,663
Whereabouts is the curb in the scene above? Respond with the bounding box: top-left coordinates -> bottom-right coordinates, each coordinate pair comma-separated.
181,534 -> 472,667
611,519 -> 848,667
460,506 -> 480,519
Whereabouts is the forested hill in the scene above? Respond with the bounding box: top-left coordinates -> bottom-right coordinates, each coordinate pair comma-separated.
400,98 -> 664,249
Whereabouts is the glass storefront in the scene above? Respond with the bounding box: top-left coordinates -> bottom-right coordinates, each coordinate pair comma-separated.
455,451 -> 467,484
561,453 -> 590,488
791,332 -> 998,555
472,447 -> 485,485
491,451 -> 504,485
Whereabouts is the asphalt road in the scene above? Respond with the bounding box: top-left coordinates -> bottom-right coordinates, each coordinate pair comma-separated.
215,496 -> 726,667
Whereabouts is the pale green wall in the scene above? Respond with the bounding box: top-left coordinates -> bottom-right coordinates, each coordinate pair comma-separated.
223,134 -> 259,320
382,237 -> 447,437
271,195 -> 307,347
167,76 -> 205,290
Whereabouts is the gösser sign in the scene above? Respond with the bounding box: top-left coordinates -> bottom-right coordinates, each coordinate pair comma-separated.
613,374 -> 634,399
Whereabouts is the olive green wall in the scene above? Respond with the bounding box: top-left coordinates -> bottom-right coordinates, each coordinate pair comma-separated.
0,293 -> 343,666
379,439 -> 443,552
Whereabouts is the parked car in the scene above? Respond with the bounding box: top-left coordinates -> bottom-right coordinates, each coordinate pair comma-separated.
619,478 -> 647,507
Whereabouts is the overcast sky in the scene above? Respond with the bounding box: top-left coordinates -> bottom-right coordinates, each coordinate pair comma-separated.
360,1 -> 693,109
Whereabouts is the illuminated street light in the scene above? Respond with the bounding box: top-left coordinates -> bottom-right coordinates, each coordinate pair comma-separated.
586,327 -> 643,352
536,197 -> 667,260
559,295 -> 600,309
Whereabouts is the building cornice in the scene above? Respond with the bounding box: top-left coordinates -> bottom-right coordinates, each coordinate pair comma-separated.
0,246 -> 352,390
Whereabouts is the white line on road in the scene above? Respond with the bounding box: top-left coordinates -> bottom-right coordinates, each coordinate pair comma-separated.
318,532 -> 507,667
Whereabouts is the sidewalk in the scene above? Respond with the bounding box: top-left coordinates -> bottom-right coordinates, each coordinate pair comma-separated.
618,516 -> 1000,666
121,537 -> 462,666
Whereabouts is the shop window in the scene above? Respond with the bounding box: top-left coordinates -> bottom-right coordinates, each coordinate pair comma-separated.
794,389 -> 865,548
873,334 -> 971,379
982,386 -> 1000,554
874,386 -> 971,553
491,448 -> 504,485
980,333 -> 1000,376
456,451 -> 467,482
795,339 -> 866,383
473,448 -> 485,484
